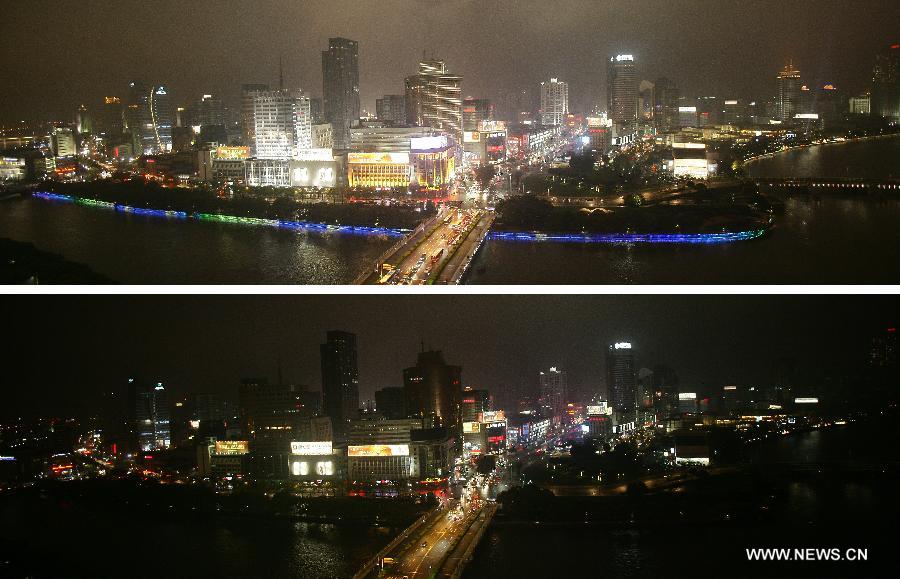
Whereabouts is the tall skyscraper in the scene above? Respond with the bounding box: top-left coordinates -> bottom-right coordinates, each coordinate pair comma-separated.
322,37 -> 360,149
126,81 -> 173,155
776,62 -> 802,122
653,77 -> 680,131
238,378 -> 301,479
76,104 -> 92,135
129,379 -> 171,452
406,60 -> 463,144
607,55 -> 638,126
98,96 -> 124,137
403,349 -> 462,430
320,331 -> 360,436
540,78 -> 569,126
251,90 -> 312,158
606,342 -> 636,412
376,95 -> 407,125
872,44 -> 900,120
539,367 -> 568,425
461,387 -> 490,423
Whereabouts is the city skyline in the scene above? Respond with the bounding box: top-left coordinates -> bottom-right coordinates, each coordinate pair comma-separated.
3,295 -> 895,418
3,0 -> 899,125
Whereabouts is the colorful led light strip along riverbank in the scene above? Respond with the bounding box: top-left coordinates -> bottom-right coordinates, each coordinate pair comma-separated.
32,192 -> 408,237
488,230 -> 767,244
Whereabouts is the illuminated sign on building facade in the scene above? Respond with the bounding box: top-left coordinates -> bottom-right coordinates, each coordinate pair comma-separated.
348,152 -> 410,165
479,410 -> 506,422
290,441 -> 333,455
214,441 -> 249,455
614,342 -> 632,350
291,459 -> 335,477
347,444 -> 410,457
463,422 -> 481,434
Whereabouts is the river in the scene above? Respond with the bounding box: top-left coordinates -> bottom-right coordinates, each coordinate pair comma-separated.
1,136 -> 899,284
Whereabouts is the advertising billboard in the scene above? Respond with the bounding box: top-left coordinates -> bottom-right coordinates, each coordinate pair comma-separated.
678,392 -> 697,400
477,121 -> 507,133
586,404 -> 610,416
463,131 -> 481,143
214,441 -> 249,455
410,136 -> 448,151
291,459 -> 335,477
348,152 -> 410,165
463,422 -> 481,434
348,444 -> 410,457
289,159 -> 337,187
479,410 -> 506,422
290,441 -> 333,455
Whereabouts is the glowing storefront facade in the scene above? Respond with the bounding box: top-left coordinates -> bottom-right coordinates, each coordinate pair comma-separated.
347,152 -> 412,188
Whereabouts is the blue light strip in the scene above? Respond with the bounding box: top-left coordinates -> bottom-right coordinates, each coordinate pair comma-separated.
487,229 -> 767,244
31,192 -> 409,237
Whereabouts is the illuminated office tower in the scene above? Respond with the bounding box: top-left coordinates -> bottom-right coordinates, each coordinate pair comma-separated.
607,54 -> 638,126
776,62 -> 802,122
251,90 -> 311,159
126,82 -> 173,154
241,83 -> 269,147
320,331 -> 360,436
130,379 -> 171,452
76,104 -> 92,135
403,349 -> 462,431
539,367 -> 568,425
406,60 -> 463,145
872,44 -> 900,120
606,342 -> 636,412
540,78 -> 569,126
462,98 -> 493,131
322,37 -> 360,149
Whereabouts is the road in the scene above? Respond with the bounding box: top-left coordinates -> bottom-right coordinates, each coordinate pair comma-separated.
378,500 -> 486,578
375,208 -> 482,285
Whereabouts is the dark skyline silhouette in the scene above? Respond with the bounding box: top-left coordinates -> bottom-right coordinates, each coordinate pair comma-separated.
2,295 -> 895,418
2,0 -> 899,124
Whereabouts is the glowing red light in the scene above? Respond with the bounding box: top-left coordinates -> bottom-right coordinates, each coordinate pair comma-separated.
888,328 -> 897,333
891,44 -> 900,50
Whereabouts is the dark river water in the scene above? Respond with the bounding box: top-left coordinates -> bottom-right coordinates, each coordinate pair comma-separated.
1,136 -> 898,284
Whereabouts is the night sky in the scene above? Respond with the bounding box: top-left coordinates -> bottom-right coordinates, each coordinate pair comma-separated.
2,295 -> 895,418
2,0 -> 899,125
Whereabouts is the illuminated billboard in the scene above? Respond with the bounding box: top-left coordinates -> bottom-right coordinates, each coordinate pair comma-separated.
477,121 -> 507,133
348,152 -> 410,165
479,410 -> 506,422
214,146 -> 250,160
214,441 -> 249,455
348,444 -> 409,457
294,148 -> 334,161
678,392 -> 697,400
290,441 -> 333,455
289,159 -> 337,187
794,397 -> 819,404
614,342 -> 632,349
463,131 -> 481,143
723,386 -> 738,391
586,404 -> 610,415
463,422 -> 481,434
291,459 -> 335,477
410,136 -> 448,151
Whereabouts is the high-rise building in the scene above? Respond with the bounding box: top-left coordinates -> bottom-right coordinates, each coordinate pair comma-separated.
776,62 -> 802,122
540,78 -> 569,126
539,367 -> 567,425
653,78 -> 680,131
251,90 -> 311,159
322,37 -> 360,149
461,388 -> 490,424
308,97 -> 324,124
50,127 -> 76,157
849,93 -> 872,115
127,81 -> 173,154
403,349 -> 462,430
98,96 -> 124,137
241,83 -> 269,147
320,331 -> 360,436
76,105 -> 92,135
606,342 -> 636,412
607,55 -> 638,126
872,44 -> 900,120
376,95 -> 407,125
406,60 -> 463,144
462,98 -> 493,132
129,379 -> 171,452
238,378 -> 302,479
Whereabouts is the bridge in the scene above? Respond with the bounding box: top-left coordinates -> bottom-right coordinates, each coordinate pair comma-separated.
354,501 -> 498,579
356,207 -> 494,285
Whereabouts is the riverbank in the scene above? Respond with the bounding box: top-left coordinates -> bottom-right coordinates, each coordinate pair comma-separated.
0,237 -> 114,283
742,131 -> 900,167
29,179 -> 433,233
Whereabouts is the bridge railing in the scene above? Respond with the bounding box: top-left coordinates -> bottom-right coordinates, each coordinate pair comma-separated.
353,507 -> 441,579
351,210 -> 446,285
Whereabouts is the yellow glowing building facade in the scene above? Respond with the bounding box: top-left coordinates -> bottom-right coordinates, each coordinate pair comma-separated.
347,152 -> 411,188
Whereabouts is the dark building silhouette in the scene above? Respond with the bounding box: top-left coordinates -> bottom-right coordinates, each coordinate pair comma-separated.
322,37 -> 360,149
403,349 -> 462,431
320,331 -> 360,436
872,44 -> 900,120
375,386 -> 407,419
